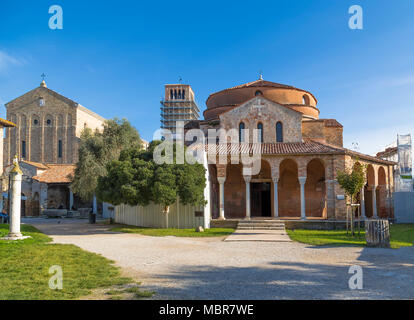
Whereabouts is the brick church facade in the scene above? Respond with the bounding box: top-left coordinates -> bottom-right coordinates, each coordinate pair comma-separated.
2,80 -> 105,216
188,78 -> 396,221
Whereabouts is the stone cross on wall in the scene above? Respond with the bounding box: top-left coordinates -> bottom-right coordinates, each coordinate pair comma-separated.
253,99 -> 266,116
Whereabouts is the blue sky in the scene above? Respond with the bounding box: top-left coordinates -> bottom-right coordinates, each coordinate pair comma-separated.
1,0 -> 414,155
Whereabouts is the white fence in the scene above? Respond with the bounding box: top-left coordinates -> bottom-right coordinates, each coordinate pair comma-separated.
115,198 -> 209,229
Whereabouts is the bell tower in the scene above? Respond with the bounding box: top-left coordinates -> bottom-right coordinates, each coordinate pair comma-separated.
160,83 -> 200,138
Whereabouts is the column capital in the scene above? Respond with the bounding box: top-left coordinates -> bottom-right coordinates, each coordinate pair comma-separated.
217,177 -> 226,184
298,176 -> 307,185
272,176 -> 279,183
243,175 -> 252,183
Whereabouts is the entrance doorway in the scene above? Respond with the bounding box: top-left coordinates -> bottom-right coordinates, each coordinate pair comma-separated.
251,182 -> 271,217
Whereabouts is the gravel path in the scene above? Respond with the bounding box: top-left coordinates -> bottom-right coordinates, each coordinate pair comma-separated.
26,218 -> 414,300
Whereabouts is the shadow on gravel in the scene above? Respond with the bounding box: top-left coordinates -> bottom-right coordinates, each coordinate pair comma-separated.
151,248 -> 414,300
22,218 -> 123,236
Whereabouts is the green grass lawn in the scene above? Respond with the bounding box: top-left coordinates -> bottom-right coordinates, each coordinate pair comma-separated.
110,225 -> 235,237
286,224 -> 414,249
0,224 -> 151,300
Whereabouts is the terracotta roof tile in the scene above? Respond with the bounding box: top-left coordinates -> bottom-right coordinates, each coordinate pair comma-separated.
21,160 -> 50,170
32,164 -> 76,184
189,140 -> 396,165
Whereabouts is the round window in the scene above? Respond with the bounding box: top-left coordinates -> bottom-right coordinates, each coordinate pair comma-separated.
255,90 -> 263,96
46,119 -> 51,125
33,119 -> 39,125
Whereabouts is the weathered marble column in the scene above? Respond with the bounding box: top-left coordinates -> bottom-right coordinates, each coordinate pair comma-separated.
244,175 -> 251,220
273,177 -> 279,218
69,189 -> 74,210
2,157 -> 29,240
299,176 -> 307,220
93,195 -> 97,214
372,185 -> 378,218
217,177 -> 226,220
360,187 -> 366,219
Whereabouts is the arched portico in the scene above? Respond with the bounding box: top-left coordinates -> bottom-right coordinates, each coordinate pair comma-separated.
377,166 -> 388,218
278,159 -> 300,217
365,164 -> 378,218
305,159 -> 326,218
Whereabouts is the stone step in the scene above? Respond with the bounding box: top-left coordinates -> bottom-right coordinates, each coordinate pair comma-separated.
237,223 -> 285,227
237,227 -> 286,231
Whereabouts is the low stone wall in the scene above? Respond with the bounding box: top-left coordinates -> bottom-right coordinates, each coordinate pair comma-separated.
210,220 -> 239,229
284,220 -> 366,230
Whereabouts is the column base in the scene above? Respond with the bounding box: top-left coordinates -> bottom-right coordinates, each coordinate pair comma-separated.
1,232 -> 31,241
217,216 -> 226,221
301,217 -> 307,221
244,217 -> 251,220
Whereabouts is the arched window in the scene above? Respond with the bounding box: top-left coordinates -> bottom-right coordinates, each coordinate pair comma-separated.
239,122 -> 245,142
276,122 -> 283,142
257,123 -> 263,143
178,90 -> 181,99
255,90 -> 263,96
182,89 -> 185,100
170,89 -> 174,99
174,89 -> 177,99
302,94 -> 310,105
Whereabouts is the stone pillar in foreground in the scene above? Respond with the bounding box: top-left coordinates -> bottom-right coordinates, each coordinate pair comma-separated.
217,177 -> 226,220
299,176 -> 307,220
2,157 -> 29,240
244,175 -> 251,220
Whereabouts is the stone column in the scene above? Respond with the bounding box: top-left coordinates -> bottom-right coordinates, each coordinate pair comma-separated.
69,189 -> 74,210
244,175 -> 251,220
273,177 -> 279,218
299,176 -> 307,220
93,195 -> 97,214
217,177 -> 226,220
372,185 -> 378,218
3,157 -> 29,240
360,187 -> 366,219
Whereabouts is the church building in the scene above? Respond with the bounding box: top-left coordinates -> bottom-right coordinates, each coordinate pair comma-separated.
189,78 -> 396,221
2,80 -> 106,216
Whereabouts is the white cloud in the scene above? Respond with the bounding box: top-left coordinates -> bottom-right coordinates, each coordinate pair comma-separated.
0,50 -> 25,72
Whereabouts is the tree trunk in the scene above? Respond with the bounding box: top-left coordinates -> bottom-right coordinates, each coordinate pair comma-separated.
365,219 -> 390,248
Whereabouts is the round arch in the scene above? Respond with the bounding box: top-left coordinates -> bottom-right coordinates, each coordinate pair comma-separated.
305,158 -> 326,218
279,159 -> 300,217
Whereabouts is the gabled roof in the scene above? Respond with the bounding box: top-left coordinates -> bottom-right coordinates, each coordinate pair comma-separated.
218,96 -> 303,117
21,160 -> 50,170
32,164 -> 76,184
5,82 -> 106,122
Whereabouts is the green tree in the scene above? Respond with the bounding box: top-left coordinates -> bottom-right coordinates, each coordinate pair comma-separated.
337,162 -> 366,236
97,141 -> 207,226
71,118 -> 142,202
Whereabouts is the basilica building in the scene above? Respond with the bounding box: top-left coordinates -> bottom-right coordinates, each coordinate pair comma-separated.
189,78 -> 396,221
2,80 -> 106,216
